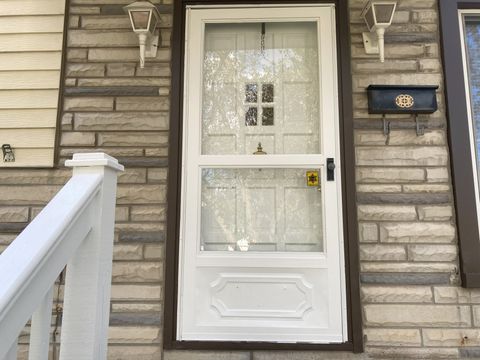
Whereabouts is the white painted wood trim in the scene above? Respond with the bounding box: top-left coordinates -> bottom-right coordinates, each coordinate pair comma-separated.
29,286 -> 54,360
3,342 -> 17,360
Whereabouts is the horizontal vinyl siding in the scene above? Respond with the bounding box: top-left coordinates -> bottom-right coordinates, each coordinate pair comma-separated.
0,0 -> 66,168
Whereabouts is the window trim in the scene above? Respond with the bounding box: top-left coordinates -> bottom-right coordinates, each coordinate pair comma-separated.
439,0 -> 480,287
164,0 -> 363,351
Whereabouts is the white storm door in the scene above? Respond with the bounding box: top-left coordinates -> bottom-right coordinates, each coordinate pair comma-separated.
179,5 -> 346,343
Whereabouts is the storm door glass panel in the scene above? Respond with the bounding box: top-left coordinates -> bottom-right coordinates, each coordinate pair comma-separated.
201,168 -> 323,252
464,17 -> 480,202
202,22 -> 321,155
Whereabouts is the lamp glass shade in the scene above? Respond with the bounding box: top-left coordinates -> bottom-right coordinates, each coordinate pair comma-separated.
373,3 -> 395,24
131,10 -> 151,30
364,6 -> 375,30
148,14 -> 157,33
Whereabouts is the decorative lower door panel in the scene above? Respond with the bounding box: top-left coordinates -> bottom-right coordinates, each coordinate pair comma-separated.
178,5 -> 346,343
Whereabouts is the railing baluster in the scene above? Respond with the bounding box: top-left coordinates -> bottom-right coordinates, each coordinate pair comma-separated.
28,286 -> 54,360
4,341 -> 17,360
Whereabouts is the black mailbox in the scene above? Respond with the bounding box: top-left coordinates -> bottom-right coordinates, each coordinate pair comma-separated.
367,85 -> 438,114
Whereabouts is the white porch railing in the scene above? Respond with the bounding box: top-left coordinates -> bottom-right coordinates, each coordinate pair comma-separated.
0,153 -> 124,360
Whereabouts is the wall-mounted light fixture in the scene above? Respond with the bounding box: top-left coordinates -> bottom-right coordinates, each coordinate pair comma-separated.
361,0 -> 397,62
123,1 -> 160,68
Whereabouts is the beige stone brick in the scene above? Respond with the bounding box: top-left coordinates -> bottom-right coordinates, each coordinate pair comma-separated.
380,222 -> 456,243
69,30 -> 138,47
118,169 -> 147,184
97,133 -> 168,147
0,186 -> 61,205
60,132 -> 96,146
69,15 -> 80,28
111,285 -> 161,301
108,345 -> 161,360
88,48 -> 170,62
364,304 -> 471,327
419,59 -> 443,72
418,205 -> 453,221
116,223 -> 164,232
0,207 -> 28,222
60,147 -> 144,158
165,351 -> 251,360
358,205 -> 417,221
423,329 -> 480,347
115,96 -> 169,111
107,63 -> 136,77
67,49 -> 88,61
356,167 -> 425,183
74,112 -> 169,131
355,130 -> 445,146
81,16 -> 131,29
0,234 -> 16,245
70,6 -> 100,15
66,63 -> 105,77
352,60 -> 417,73
359,223 -> 378,243
408,245 -> 457,262
144,244 -> 164,260
64,97 -> 114,111
426,167 -> 449,183
357,184 -> 402,193
361,262 -> 457,273
361,286 -> 433,303
403,184 -> 450,193
434,287 -> 476,304
366,347 -> 459,359
360,244 -> 407,261
111,303 -> 162,313
115,206 -> 129,222
112,262 -> 162,282
412,9 -> 438,23
108,326 -> 160,344
251,352 -> 367,360
78,77 -> 168,87
113,244 -> 143,260
145,148 -> 168,156
364,328 -> 421,346
147,168 -> 168,183
131,206 -> 166,222
356,146 -> 448,166
136,63 -> 171,77
117,185 -> 166,204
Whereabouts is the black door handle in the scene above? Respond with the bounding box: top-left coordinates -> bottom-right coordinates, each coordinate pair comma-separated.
327,158 -> 335,181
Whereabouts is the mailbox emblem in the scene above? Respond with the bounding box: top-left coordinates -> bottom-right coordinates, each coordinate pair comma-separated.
395,94 -> 414,109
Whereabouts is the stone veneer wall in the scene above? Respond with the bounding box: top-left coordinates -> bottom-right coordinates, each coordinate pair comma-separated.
1,0 -> 480,359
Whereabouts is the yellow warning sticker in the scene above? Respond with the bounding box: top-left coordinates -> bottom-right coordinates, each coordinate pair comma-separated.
306,170 -> 319,187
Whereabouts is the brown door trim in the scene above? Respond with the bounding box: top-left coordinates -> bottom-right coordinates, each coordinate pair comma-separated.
439,0 -> 480,288
164,0 -> 363,351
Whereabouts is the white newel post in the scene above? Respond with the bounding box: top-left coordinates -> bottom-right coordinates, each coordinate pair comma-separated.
59,153 -> 123,360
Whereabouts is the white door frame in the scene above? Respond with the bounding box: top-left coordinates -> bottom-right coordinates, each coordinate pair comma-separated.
177,4 -> 348,343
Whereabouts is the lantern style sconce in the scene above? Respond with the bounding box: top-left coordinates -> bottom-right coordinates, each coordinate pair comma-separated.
361,0 -> 397,62
123,1 -> 160,68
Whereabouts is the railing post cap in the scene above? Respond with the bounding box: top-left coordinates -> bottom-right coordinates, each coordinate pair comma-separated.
65,153 -> 124,172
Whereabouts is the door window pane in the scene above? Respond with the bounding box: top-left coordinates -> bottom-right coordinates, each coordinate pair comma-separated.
200,168 -> 324,252
202,22 -> 320,155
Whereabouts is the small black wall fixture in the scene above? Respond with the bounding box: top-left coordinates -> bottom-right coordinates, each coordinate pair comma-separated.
367,85 -> 439,142
2,144 -> 14,163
